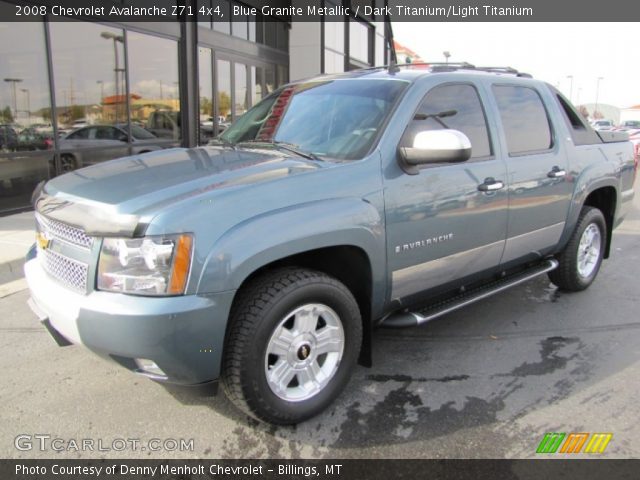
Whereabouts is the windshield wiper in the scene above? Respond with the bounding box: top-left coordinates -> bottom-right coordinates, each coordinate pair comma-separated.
239,140 -> 322,161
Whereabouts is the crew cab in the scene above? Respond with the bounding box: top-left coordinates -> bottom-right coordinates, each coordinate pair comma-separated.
24,64 -> 637,424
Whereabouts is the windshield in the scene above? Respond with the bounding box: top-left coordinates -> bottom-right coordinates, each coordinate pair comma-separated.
218,79 -> 408,160
130,125 -> 156,140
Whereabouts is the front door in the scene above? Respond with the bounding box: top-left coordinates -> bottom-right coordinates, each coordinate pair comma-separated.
384,82 -> 509,303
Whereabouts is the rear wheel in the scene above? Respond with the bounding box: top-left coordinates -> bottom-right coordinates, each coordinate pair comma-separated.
60,154 -> 78,172
548,206 -> 607,291
222,267 -> 362,424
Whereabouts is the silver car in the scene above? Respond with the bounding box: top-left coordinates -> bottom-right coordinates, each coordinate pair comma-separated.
58,124 -> 162,171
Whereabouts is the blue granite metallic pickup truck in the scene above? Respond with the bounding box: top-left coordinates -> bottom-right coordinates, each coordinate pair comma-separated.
25,64 -> 637,424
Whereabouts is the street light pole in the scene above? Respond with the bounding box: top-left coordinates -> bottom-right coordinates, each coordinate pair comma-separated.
443,51 -> 451,64
100,32 -> 124,122
595,77 -> 604,119
3,77 -> 23,120
20,88 -> 30,125
566,75 -> 574,103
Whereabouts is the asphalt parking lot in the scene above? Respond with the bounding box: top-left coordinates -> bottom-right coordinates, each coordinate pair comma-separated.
1,187 -> 639,459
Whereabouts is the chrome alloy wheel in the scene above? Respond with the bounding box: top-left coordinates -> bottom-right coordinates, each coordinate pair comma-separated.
264,303 -> 345,402
577,223 -> 602,278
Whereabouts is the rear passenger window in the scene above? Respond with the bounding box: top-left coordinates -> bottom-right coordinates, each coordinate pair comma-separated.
403,84 -> 492,159
493,85 -> 553,155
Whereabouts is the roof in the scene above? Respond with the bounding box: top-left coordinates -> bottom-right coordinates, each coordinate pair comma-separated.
297,63 -> 534,84
102,94 -> 142,105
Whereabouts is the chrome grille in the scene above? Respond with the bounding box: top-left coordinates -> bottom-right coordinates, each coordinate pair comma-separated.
36,213 -> 93,249
38,248 -> 88,293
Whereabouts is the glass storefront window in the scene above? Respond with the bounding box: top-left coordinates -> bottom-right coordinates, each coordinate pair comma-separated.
213,0 -> 231,35
231,2 -> 248,40
198,47 -> 214,144
265,65 -> 276,95
349,20 -> 371,64
277,65 -> 289,87
264,22 -> 277,49
324,50 -> 345,74
127,31 -> 181,141
324,22 -> 344,54
50,23 -> 126,130
251,66 -> 263,106
216,59 -> 231,124
234,63 -> 248,118
0,21 -> 52,212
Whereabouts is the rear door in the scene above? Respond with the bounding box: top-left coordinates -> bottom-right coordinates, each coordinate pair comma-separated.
384,82 -> 509,303
489,83 -> 573,265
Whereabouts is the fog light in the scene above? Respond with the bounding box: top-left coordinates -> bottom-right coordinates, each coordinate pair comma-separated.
134,358 -> 166,378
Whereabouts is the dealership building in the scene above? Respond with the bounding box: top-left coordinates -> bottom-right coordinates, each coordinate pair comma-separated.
0,0 -> 389,214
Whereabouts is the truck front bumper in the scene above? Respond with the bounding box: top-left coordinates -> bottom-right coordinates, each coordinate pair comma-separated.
24,255 -> 235,386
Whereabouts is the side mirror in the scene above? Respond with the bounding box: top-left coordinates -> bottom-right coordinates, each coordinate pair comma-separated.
398,129 -> 472,175
117,134 -> 129,142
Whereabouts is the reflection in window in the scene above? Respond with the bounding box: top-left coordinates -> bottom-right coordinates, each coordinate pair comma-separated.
405,84 -> 492,159
128,32 -> 181,141
277,65 -> 289,87
265,65 -> 276,95
198,47 -> 214,144
0,21 -> 52,212
349,20 -> 370,64
251,66 -> 263,106
493,85 -> 552,155
216,59 -> 231,123
324,22 -> 344,54
50,23 -> 126,131
324,50 -> 344,74
213,0 -> 230,34
234,63 -> 248,118
231,2 -> 248,39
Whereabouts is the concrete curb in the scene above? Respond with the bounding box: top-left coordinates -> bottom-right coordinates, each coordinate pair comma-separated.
0,257 -> 25,285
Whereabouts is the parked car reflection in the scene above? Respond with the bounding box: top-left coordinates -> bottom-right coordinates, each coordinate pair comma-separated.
16,128 -> 54,151
0,125 -> 19,152
57,123 -> 161,171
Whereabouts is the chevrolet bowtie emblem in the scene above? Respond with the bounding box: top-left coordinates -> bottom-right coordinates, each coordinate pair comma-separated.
36,231 -> 50,250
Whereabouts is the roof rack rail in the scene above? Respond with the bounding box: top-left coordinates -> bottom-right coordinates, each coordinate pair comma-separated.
474,66 -> 533,78
358,62 -> 533,78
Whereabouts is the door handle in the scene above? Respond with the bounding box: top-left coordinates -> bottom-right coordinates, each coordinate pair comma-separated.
478,178 -> 505,192
547,166 -> 567,178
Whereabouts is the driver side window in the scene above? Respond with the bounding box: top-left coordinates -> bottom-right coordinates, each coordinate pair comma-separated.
402,84 -> 492,159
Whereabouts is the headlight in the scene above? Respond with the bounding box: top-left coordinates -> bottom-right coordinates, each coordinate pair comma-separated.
97,234 -> 193,296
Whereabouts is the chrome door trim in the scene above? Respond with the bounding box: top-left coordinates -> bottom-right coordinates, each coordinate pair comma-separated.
501,221 -> 565,264
391,239 -> 505,300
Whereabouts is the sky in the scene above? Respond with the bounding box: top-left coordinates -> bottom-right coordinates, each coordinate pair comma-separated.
393,22 -> 638,109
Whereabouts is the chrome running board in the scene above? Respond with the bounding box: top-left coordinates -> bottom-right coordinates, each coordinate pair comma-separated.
381,258 -> 559,328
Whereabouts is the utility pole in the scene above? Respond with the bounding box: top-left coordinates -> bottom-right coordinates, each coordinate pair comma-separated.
566,75 -> 574,103
595,77 -> 604,119
21,88 -> 30,125
3,78 -> 23,120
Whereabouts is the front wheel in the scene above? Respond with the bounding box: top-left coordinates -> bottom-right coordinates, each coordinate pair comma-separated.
221,267 -> 362,424
548,206 -> 607,291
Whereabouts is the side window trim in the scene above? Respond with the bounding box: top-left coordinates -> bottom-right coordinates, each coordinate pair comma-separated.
401,81 -> 495,162
491,83 -> 556,157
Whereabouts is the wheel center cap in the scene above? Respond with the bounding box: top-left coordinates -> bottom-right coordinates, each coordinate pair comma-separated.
297,344 -> 311,360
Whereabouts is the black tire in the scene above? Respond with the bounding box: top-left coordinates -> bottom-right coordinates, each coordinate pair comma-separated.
60,154 -> 79,172
221,267 -> 362,424
548,206 -> 607,291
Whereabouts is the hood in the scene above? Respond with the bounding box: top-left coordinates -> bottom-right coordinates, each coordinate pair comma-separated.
36,146 -> 324,236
